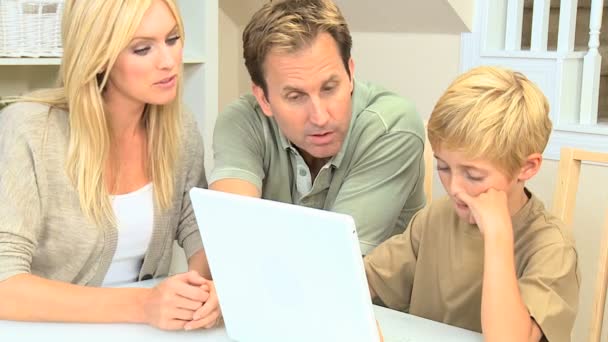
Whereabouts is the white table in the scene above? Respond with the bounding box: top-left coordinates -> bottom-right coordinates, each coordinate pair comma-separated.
0,279 -> 482,342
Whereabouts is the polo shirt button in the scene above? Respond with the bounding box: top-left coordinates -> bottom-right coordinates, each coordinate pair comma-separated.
142,274 -> 153,280
299,168 -> 307,176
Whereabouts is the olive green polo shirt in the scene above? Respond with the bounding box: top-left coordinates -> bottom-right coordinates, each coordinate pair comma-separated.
211,80 -> 426,254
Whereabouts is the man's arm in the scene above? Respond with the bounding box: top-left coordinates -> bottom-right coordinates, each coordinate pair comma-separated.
210,96 -> 267,197
210,178 -> 261,198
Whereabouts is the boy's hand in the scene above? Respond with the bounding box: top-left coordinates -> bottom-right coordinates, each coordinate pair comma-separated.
455,188 -> 512,237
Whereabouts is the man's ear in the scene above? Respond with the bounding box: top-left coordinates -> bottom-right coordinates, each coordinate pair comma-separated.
517,153 -> 543,182
252,84 -> 273,117
348,57 -> 355,92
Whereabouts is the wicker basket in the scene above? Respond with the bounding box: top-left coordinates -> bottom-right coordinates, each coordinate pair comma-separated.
0,0 -> 64,57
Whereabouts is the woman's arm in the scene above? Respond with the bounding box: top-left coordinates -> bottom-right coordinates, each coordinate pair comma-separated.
184,250 -> 222,330
0,271 -> 209,330
188,249 -> 211,279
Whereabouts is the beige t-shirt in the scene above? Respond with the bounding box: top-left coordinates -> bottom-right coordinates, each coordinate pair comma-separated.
364,192 -> 580,342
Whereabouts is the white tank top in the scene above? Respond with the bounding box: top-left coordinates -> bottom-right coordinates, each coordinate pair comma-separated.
102,183 -> 154,286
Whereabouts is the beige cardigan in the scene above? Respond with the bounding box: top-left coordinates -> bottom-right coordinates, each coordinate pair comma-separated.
0,102 -> 206,286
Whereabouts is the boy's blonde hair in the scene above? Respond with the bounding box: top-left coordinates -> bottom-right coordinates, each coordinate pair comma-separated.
427,66 -> 552,177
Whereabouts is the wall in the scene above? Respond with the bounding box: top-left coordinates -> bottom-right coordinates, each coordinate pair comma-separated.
351,32 -> 461,120
0,66 -> 58,96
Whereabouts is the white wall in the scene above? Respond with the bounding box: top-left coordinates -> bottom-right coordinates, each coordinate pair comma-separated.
218,4 -> 251,113
333,0 -> 470,34
351,32 -> 461,120
218,0 -> 265,112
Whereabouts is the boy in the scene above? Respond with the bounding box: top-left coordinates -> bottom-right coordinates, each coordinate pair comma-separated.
365,66 -> 579,342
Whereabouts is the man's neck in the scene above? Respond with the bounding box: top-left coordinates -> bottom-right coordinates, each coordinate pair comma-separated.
298,147 -> 331,181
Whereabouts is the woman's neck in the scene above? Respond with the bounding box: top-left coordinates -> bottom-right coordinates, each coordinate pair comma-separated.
103,90 -> 146,139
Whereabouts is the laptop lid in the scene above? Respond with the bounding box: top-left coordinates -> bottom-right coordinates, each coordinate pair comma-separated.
189,188 -> 379,342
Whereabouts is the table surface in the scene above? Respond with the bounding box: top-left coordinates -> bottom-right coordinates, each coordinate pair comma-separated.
1,279 -> 483,342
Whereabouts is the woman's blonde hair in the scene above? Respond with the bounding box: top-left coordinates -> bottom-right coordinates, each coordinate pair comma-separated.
427,66 -> 552,178
15,0 -> 185,225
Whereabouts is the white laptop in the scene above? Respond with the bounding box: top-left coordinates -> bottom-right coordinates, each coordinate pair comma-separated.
189,188 -> 380,342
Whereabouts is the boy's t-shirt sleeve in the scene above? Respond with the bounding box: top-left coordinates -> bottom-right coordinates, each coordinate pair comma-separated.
518,243 -> 579,342
363,207 -> 426,312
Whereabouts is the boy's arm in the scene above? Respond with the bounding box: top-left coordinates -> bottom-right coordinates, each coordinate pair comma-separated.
457,189 -> 543,342
482,229 -> 543,342
363,209 -> 424,312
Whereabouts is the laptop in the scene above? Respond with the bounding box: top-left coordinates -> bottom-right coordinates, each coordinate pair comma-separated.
189,188 -> 380,342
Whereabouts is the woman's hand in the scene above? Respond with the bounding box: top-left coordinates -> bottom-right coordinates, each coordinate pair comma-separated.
184,279 -> 222,330
141,271 -> 209,330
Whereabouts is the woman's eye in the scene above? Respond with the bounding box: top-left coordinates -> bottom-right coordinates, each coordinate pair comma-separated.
167,35 -> 181,46
133,46 -> 151,56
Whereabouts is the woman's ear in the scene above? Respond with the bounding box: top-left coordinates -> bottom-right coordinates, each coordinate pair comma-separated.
517,152 -> 543,182
97,66 -> 108,90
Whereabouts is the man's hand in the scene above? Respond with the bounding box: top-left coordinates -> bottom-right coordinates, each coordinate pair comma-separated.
455,188 -> 512,237
184,279 -> 222,330
141,271 -> 209,330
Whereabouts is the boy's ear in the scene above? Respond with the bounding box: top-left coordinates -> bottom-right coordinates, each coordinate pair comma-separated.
252,84 -> 273,118
517,153 -> 543,182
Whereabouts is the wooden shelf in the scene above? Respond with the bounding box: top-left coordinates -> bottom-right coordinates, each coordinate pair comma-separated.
0,57 -> 61,65
0,55 -> 206,66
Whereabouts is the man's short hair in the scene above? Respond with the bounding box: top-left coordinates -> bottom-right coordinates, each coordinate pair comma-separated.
242,0 -> 352,96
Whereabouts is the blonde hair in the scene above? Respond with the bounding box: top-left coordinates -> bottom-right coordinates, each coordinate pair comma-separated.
427,66 -> 552,177
243,0 -> 352,95
12,0 -> 185,225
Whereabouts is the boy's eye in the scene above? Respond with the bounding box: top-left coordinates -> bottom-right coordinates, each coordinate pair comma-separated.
465,172 -> 484,182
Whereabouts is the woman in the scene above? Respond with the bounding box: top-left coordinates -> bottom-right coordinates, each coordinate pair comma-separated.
0,0 -> 219,331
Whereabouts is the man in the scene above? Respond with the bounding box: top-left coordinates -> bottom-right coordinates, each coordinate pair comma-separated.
210,0 -> 425,254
